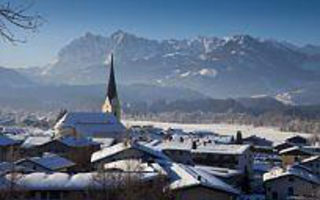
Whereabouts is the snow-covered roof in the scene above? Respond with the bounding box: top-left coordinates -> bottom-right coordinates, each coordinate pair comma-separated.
55,112 -> 126,138
58,136 -> 99,147
16,153 -> 75,171
194,165 -> 242,178
103,159 -> 166,175
301,156 -> 320,164
243,135 -> 273,146
91,141 -> 169,163
143,139 -> 250,156
91,143 -> 130,163
279,146 -> 314,155
135,141 -> 170,160
0,134 -> 20,146
21,136 -> 52,149
92,138 -> 115,148
158,160 -> 239,195
3,171 -> 159,191
193,144 -> 250,155
263,166 -> 320,184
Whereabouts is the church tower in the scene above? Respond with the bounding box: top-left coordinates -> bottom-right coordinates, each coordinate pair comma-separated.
102,54 -> 121,121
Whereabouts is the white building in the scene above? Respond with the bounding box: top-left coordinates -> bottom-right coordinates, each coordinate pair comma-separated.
263,166 -> 320,200
54,112 -> 126,139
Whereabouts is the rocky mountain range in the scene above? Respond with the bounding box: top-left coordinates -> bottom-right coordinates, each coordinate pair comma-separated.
0,30 -> 316,106
15,30 -> 320,104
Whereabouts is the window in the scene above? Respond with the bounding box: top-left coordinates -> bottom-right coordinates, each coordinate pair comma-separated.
288,187 -> 294,196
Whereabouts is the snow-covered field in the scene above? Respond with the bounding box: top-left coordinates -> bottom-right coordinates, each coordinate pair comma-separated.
124,120 -> 311,144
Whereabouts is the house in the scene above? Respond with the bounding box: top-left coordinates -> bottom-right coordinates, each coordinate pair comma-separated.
91,142 -> 168,169
194,165 -> 243,188
16,153 -> 75,172
160,141 -> 194,165
243,135 -> 273,147
54,112 -> 126,139
274,142 -> 295,153
100,158 -> 241,200
39,136 -> 101,171
285,136 -> 308,146
20,136 -> 53,157
191,144 -> 253,174
263,166 -> 320,200
146,139 -> 253,174
21,136 -> 100,171
279,146 -> 315,167
0,134 -> 21,162
159,161 -> 240,200
300,156 -> 320,175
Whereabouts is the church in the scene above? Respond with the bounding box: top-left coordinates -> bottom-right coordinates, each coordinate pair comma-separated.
54,54 -> 126,139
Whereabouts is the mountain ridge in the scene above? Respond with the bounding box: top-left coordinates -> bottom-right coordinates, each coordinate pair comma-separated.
15,30 -> 320,104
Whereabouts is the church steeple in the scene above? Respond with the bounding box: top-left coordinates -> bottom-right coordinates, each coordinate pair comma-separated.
102,54 -> 121,121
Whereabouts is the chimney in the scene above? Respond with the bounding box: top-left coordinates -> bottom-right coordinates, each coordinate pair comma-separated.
197,175 -> 201,181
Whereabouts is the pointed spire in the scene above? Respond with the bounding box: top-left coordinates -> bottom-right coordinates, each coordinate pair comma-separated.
102,53 -> 121,121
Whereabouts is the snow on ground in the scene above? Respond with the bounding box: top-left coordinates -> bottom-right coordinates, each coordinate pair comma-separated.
124,121 -> 311,144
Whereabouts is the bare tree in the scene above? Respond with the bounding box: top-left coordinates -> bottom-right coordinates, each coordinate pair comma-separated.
0,1 -> 43,43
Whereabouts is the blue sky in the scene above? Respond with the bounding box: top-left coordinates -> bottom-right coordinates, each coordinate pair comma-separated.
1,0 -> 320,68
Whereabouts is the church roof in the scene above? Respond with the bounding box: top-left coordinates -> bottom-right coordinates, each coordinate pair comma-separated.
54,112 -> 126,138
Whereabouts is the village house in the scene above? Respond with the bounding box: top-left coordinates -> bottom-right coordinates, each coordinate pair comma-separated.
40,136 -> 100,171
20,136 -> 53,157
243,135 -> 273,147
194,165 -> 243,189
279,146 -> 315,168
300,155 -> 320,175
21,136 -> 101,171
16,153 -> 75,173
159,161 -> 240,200
99,158 -> 241,200
161,141 -> 194,165
274,142 -> 295,153
285,135 -> 309,146
191,144 -> 253,174
91,142 -> 168,169
274,136 -> 309,154
0,134 -> 21,162
263,166 -> 320,200
144,138 -> 253,174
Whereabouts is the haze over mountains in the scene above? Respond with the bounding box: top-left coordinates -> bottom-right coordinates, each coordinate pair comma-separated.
2,30 -> 320,110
